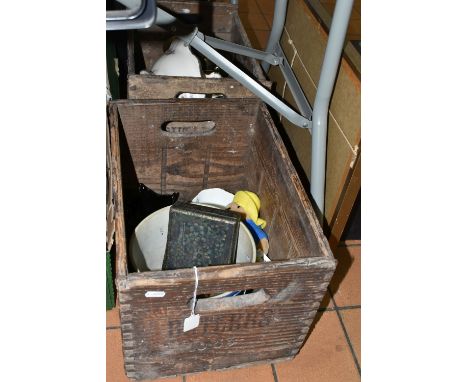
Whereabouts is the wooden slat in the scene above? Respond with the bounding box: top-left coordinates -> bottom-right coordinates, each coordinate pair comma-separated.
115,98 -> 258,200
106,116 -> 115,251
249,105 -> 333,260
128,75 -> 272,99
109,104 -> 129,283
158,0 -> 236,35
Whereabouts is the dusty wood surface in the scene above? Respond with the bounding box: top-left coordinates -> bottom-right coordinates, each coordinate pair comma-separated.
130,356 -> 295,381
114,99 -> 259,199
108,98 -> 336,380
128,75 -> 271,99
126,0 -> 265,98
247,105 -> 334,261
123,257 -> 335,288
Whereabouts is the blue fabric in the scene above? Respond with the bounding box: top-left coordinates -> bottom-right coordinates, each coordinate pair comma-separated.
244,218 -> 268,242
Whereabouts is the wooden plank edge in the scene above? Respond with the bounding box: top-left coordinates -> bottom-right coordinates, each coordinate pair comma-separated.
125,355 -> 296,381
328,150 -> 361,252
122,257 -> 336,288
109,103 -> 129,284
258,104 -> 335,262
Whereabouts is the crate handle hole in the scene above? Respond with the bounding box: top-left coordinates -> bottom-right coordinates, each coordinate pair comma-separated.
194,288 -> 270,313
162,120 -> 216,136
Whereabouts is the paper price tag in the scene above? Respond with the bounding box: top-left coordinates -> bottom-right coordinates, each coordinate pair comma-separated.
145,291 -> 165,298
183,314 -> 200,332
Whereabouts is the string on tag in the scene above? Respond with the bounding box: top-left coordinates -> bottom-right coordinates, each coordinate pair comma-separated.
183,266 -> 200,332
190,266 -> 198,316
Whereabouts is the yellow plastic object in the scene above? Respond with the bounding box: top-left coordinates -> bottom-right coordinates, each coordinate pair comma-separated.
232,191 -> 266,229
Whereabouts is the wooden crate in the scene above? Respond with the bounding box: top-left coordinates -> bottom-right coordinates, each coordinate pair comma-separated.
127,0 -> 267,99
109,98 -> 336,380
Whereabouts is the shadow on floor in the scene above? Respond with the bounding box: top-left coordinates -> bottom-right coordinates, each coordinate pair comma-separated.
303,245 -> 355,344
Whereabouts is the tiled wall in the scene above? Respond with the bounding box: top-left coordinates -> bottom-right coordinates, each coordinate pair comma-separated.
265,0 -> 361,226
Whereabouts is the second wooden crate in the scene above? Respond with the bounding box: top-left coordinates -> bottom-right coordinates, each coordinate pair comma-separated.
127,0 -> 267,99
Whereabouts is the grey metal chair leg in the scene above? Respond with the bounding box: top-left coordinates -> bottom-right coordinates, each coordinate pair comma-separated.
262,0 -> 288,73
311,0 -> 354,218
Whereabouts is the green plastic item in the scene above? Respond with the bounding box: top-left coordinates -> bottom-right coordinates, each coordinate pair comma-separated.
106,40 -> 120,99
106,251 -> 115,310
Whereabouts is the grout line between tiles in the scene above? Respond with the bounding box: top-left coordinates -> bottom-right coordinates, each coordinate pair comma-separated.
337,305 -> 361,311
318,307 -> 334,312
106,326 -> 121,330
318,304 -> 361,312
335,308 -> 361,375
338,242 -> 361,248
329,287 -> 361,375
271,363 -> 279,382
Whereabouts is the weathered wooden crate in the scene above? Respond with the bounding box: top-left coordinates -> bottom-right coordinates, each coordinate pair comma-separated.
127,0 -> 267,99
109,98 -> 336,380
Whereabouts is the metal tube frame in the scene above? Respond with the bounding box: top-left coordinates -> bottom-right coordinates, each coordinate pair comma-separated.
203,35 -> 282,66
262,0 -> 288,73
275,44 -> 313,120
153,0 -> 353,218
185,30 -> 312,129
311,0 -> 353,216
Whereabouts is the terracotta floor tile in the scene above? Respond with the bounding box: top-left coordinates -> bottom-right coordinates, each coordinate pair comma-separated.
329,246 -> 361,306
239,0 -> 261,14
275,312 -> 360,382
107,329 -> 182,382
245,29 -> 271,50
186,364 -> 275,382
107,328 -> 129,382
340,309 -> 361,365
107,306 -> 120,328
239,12 -> 270,31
